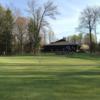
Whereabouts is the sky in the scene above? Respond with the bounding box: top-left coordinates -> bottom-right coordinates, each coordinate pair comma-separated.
0,0 -> 100,41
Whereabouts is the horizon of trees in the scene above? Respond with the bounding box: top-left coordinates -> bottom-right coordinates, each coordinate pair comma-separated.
78,6 -> 100,53
0,0 -> 58,55
0,1 -> 100,55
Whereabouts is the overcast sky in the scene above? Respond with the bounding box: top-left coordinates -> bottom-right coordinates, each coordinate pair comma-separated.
0,0 -> 100,41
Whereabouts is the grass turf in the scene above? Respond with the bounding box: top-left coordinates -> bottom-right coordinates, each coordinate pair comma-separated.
0,54 -> 100,100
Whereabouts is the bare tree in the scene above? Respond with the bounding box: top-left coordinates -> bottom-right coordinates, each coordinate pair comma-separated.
92,7 -> 100,44
28,0 -> 58,54
78,6 -> 100,53
14,17 -> 28,55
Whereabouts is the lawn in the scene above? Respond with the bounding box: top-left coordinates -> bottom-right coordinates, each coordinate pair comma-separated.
0,54 -> 100,100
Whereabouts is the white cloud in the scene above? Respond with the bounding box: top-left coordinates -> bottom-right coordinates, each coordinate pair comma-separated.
48,0 -> 100,41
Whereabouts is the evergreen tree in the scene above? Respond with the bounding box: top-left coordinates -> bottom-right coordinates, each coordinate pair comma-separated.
0,7 -> 13,55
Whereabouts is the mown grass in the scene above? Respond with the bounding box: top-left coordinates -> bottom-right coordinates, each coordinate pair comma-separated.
0,54 -> 100,100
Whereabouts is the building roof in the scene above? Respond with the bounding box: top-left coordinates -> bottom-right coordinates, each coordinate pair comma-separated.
46,38 -> 79,46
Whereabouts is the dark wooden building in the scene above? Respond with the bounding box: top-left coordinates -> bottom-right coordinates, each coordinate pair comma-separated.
42,38 -> 80,54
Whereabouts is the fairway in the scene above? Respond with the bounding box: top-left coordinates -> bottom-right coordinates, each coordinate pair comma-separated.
0,54 -> 100,100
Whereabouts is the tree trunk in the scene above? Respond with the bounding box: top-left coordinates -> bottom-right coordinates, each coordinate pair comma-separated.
5,40 -> 7,55
21,45 -> 23,55
94,26 -> 97,44
33,46 -> 40,55
89,28 -> 92,54
94,27 -> 97,53
20,39 -> 23,55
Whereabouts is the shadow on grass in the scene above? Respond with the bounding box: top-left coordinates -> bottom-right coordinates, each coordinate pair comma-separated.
0,67 -> 100,100
0,63 -> 100,67
0,69 -> 100,76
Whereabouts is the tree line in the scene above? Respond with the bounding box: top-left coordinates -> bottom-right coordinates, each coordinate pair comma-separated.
78,6 -> 100,53
0,1 -> 100,55
66,6 -> 100,53
66,33 -> 100,52
0,0 -> 58,55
